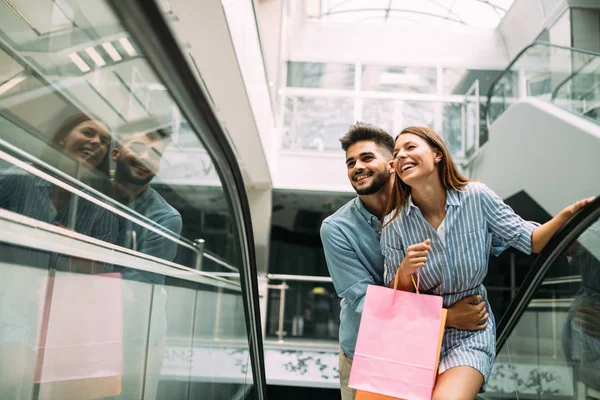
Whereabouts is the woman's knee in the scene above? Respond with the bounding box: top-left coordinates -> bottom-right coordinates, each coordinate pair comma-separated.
432,366 -> 483,400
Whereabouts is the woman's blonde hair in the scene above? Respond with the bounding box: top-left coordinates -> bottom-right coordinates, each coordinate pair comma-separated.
385,126 -> 469,225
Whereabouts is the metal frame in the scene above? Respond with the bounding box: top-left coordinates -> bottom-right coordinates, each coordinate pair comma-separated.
103,0 -> 267,396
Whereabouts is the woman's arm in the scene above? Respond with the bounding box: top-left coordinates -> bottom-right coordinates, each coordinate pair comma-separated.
532,197 -> 594,253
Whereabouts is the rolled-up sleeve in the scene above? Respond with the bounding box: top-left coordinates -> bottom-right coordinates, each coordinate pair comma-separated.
320,221 -> 375,313
380,220 -> 405,287
479,183 -> 539,255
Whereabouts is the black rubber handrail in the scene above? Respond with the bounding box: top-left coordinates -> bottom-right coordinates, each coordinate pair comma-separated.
483,41 -> 600,131
496,195 -> 600,351
104,1 -> 267,398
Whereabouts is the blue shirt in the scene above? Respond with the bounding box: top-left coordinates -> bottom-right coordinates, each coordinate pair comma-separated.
117,187 -> 183,284
320,197 -> 385,359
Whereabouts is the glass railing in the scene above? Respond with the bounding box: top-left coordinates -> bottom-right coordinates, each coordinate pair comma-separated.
265,274 -> 339,342
479,196 -> 600,399
484,42 -> 600,139
0,0 -> 265,398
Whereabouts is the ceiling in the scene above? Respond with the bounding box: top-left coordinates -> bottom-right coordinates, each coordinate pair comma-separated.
304,0 -> 516,29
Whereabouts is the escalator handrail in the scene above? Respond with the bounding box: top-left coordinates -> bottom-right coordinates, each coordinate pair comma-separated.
551,55 -> 600,101
483,41 -> 600,130
496,195 -> 600,351
104,1 -> 267,398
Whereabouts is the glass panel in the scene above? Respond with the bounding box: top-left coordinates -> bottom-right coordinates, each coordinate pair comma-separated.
362,65 -> 437,94
487,44 -> 599,128
486,217 -> 600,399
266,280 -> 339,340
282,96 -> 354,151
442,102 -> 464,159
0,0 -> 255,399
443,68 -> 516,96
287,62 -> 355,90
363,99 -> 435,136
0,239 -> 245,400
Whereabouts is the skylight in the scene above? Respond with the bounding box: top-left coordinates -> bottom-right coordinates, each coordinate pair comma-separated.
305,0 -> 516,29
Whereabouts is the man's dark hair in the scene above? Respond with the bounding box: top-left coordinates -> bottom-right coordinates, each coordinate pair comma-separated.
339,122 -> 394,154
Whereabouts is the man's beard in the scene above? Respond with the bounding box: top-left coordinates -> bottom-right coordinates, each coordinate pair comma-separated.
115,159 -> 154,186
354,170 -> 388,195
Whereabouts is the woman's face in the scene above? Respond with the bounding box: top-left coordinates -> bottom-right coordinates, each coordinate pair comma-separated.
392,133 -> 441,186
60,120 -> 110,169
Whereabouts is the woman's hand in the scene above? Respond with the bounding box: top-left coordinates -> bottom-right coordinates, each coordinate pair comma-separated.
560,197 -> 595,219
397,239 -> 431,278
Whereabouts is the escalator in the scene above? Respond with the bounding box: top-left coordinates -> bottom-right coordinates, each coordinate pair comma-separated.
0,0 -> 267,399
479,196 -> 600,399
471,42 -> 600,222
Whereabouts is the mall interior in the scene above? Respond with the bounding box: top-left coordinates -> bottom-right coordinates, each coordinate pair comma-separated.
0,0 -> 599,399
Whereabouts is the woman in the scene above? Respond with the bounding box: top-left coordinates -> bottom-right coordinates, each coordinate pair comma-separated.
0,112 -> 118,397
380,126 -> 592,399
0,112 -> 117,243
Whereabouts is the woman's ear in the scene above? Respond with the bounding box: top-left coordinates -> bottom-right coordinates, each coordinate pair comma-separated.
388,159 -> 395,173
434,150 -> 443,164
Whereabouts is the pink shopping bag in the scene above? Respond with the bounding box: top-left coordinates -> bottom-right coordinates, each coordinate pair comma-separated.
349,274 -> 444,400
34,269 -> 123,399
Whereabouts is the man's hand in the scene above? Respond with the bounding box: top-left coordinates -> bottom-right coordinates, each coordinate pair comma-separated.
446,295 -> 488,331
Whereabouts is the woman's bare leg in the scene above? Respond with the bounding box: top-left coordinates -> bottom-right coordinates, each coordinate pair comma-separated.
432,366 -> 484,400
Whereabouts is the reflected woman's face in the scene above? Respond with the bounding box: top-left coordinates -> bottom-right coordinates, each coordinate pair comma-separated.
60,120 -> 111,169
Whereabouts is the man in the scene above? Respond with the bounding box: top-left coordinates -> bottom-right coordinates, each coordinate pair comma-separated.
320,122 -> 488,400
112,126 -> 182,272
110,125 -> 182,400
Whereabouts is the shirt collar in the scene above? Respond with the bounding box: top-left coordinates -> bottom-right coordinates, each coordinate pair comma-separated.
405,189 -> 461,215
354,196 -> 380,228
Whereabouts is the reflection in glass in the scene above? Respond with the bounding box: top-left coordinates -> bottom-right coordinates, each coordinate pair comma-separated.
283,96 -> 354,151
287,62 -> 355,90
0,0 -> 253,398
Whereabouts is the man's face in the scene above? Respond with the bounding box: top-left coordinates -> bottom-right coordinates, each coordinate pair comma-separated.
345,140 -> 392,195
112,133 -> 168,186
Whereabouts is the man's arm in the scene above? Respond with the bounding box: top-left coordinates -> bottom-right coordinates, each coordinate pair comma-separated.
138,213 -> 183,262
446,295 -> 489,331
320,221 -> 375,313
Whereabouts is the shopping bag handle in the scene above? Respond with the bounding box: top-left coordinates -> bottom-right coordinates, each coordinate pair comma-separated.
393,269 -> 420,294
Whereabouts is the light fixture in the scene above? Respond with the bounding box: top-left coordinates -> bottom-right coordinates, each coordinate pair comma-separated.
0,74 -> 27,96
69,52 -> 91,72
119,37 -> 137,57
102,41 -> 122,62
85,47 -> 106,67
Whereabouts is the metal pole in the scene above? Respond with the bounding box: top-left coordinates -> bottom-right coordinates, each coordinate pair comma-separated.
193,238 -> 205,270
214,287 -> 223,341
277,281 -> 288,343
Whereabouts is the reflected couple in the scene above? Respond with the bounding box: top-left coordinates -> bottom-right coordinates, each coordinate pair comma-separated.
0,112 -> 183,264
0,112 -> 182,400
